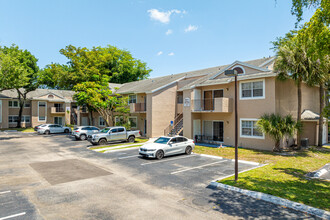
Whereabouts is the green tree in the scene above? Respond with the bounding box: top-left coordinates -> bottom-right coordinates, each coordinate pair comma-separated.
0,45 -> 39,128
297,9 -> 330,146
289,0 -> 329,25
273,34 -> 311,147
40,45 -> 151,89
74,81 -> 130,127
257,114 -> 301,152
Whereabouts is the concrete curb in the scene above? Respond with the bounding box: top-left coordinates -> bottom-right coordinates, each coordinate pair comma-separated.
315,169 -> 327,177
210,182 -> 330,220
230,159 -> 260,166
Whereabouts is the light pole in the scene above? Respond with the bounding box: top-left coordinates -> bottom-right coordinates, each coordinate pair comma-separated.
225,69 -> 238,181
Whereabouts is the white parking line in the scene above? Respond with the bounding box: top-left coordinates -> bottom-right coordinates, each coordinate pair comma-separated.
171,160 -> 227,174
118,155 -> 140,160
0,212 -> 26,220
0,191 -> 11,195
141,155 -> 197,166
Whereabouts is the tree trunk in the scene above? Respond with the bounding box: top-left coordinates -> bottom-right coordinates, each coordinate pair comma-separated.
318,84 -> 324,147
88,107 -> 94,126
273,140 -> 281,152
296,80 -> 302,148
16,89 -> 25,128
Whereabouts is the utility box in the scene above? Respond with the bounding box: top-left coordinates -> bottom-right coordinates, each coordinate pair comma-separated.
301,138 -> 309,148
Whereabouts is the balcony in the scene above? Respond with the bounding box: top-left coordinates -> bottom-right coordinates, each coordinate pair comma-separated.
130,103 -> 146,113
50,107 -> 65,114
192,98 -> 233,113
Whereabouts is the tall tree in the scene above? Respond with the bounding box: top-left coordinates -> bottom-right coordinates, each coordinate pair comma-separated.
289,0 -> 329,25
0,45 -> 39,128
273,33 -> 311,148
297,9 -> 330,146
39,45 -> 151,125
74,80 -> 130,126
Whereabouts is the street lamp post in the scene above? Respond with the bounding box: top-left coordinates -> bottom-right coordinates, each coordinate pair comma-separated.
225,69 -> 238,181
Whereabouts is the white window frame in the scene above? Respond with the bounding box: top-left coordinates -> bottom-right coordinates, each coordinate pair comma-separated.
128,116 -> 138,129
240,118 -> 264,139
9,100 -> 19,108
24,102 -> 31,108
23,115 -> 31,123
114,116 -> 123,126
239,79 -> 265,100
8,115 -> 19,124
0,100 -> 2,123
128,94 -> 137,104
99,116 -> 106,127
38,101 -> 47,122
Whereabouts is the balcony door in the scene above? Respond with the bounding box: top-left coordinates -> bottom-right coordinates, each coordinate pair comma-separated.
213,121 -> 224,142
54,117 -> 63,126
204,91 -> 213,110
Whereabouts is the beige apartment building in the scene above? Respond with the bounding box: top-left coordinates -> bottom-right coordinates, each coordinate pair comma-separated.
0,56 -> 327,151
179,57 -> 328,151
0,89 -> 77,128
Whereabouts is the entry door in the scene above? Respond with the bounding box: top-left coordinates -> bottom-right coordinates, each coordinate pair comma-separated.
54,117 -> 63,126
82,117 -> 88,126
204,91 -> 213,110
213,121 -> 224,142
144,119 -> 147,136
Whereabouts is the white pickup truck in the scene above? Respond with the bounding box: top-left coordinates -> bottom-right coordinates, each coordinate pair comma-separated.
88,126 -> 141,145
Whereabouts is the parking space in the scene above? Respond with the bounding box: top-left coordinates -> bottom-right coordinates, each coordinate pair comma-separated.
0,190 -> 37,220
104,148 -> 259,189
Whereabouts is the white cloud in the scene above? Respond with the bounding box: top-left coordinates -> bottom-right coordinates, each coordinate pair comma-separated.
166,29 -> 173,35
147,9 -> 185,24
157,51 -> 163,56
184,25 -> 198,32
168,52 -> 175,56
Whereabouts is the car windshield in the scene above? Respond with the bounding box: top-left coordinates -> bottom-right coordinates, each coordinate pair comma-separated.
100,128 -> 110,133
154,137 -> 171,144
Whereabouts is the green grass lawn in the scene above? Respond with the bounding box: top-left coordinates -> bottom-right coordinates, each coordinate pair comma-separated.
90,138 -> 149,150
193,145 -> 330,211
0,127 -> 35,132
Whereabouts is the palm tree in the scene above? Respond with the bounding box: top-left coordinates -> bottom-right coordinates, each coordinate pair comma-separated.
257,114 -> 301,152
273,35 -> 311,148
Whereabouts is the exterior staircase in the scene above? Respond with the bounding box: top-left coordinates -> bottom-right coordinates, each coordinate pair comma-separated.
164,113 -> 183,136
71,108 -> 78,125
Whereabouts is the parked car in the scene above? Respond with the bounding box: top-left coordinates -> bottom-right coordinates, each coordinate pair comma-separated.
34,124 -> 45,131
37,124 -> 72,135
139,136 -> 195,159
72,126 -> 100,140
88,126 -> 141,145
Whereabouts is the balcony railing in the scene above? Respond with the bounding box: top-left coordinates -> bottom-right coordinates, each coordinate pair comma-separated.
50,107 -> 65,114
192,98 -> 233,113
130,103 -> 146,113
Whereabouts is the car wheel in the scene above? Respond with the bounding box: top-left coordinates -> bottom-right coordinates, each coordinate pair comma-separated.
98,139 -> 107,145
185,146 -> 192,155
155,150 -> 164,160
64,129 -> 69,133
45,130 -> 50,135
128,136 -> 135,143
80,134 -> 87,141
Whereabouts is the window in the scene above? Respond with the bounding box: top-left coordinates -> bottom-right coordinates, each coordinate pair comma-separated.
24,102 -> 30,108
233,66 -> 244,74
8,116 -> 19,123
99,117 -> 106,126
118,128 -> 125,132
213,90 -> 224,98
48,94 -> 54,99
38,102 -> 46,107
128,117 -> 137,128
21,116 -> 30,123
9,100 -> 19,108
240,80 -> 264,99
115,116 -> 123,125
240,119 -> 264,139
110,128 -> 118,133
39,116 -> 46,121
128,95 -> 137,104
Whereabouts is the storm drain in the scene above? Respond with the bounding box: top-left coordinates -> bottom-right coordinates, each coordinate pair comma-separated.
30,159 -> 111,185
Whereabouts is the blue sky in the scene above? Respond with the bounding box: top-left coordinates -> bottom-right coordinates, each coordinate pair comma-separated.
0,0 -> 315,78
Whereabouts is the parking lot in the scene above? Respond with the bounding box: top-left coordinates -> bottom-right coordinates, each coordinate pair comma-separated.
0,133 -> 317,219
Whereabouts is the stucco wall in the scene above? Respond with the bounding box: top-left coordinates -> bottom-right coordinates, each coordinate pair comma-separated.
0,99 -> 9,128
275,79 -> 320,117
150,84 -> 177,137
